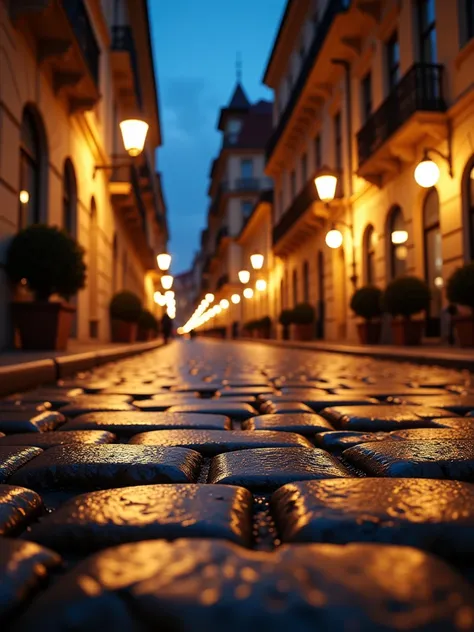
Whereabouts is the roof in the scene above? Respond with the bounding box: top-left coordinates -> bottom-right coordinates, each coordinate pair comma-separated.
231,100 -> 273,149
217,82 -> 251,130
262,0 -> 293,85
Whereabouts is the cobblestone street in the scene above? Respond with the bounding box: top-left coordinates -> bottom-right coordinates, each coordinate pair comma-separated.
3,338 -> 474,629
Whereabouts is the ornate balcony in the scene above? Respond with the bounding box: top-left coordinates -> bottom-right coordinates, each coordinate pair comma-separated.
111,25 -> 143,110
357,63 -> 447,183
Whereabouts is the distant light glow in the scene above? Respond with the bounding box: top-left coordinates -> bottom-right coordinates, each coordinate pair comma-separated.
243,288 -> 254,299
256,279 -> 267,291
231,293 -> 241,304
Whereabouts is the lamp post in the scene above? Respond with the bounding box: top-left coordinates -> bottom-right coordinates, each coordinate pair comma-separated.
157,253 -> 171,271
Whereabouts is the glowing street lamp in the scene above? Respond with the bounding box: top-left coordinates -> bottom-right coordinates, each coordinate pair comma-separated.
256,279 -> 267,292
220,299 -> 229,309
314,168 -> 338,202
19,190 -> 29,204
157,253 -> 171,271
119,119 -> 149,157
231,294 -> 241,304
391,230 -> 408,245
205,293 -> 215,303
161,275 -> 173,290
250,254 -> 264,270
325,228 -> 343,249
243,288 -> 254,299
414,159 -> 440,188
238,270 -> 250,284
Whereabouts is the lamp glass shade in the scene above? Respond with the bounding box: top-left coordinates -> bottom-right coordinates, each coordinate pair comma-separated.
238,270 -> 250,284
256,279 -> 267,291
414,159 -> 440,188
19,190 -> 29,204
315,174 -> 337,201
157,253 -> 171,271
205,293 -> 215,303
120,119 -> 149,157
391,230 -> 408,245
250,254 -> 264,270
325,229 -> 343,249
231,294 -> 241,304
214,305 -> 222,314
243,288 -> 254,299
161,275 -> 173,290
165,290 -> 175,299
220,299 -> 229,309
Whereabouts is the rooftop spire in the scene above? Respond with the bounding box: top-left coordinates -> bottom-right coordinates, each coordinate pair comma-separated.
236,51 -> 242,83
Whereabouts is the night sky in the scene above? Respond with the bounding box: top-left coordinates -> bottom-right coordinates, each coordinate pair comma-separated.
148,0 -> 286,274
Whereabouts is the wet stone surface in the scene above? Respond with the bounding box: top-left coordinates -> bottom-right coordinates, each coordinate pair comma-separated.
1,339 -> 474,628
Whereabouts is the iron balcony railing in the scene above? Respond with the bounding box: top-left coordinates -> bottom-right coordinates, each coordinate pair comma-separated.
111,25 -> 143,109
62,0 -> 100,86
357,63 -> 446,167
266,0 -> 350,162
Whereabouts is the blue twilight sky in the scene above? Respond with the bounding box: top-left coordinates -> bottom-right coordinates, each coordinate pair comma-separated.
148,0 -> 287,274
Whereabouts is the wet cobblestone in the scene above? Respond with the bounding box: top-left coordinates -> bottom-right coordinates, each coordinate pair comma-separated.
2,338 -> 474,630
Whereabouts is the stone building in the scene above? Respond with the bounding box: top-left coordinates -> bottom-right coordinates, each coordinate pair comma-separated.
0,0 -> 167,349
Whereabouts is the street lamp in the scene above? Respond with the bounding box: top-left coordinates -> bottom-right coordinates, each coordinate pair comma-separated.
238,270 -> 250,284
205,293 -> 215,303
256,279 -> 267,292
391,230 -> 408,245
119,119 -> 150,157
19,190 -> 29,204
157,253 -> 171,271
250,254 -> 264,270
220,299 -> 229,309
414,147 -> 453,188
325,227 -> 344,249
314,167 -> 338,202
231,294 -> 241,304
243,288 -> 254,299
161,275 -> 173,290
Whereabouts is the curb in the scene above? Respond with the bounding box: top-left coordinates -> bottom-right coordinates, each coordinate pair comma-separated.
0,340 -> 164,397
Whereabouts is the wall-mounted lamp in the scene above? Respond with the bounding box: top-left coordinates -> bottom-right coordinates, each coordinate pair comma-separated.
414,147 -> 453,188
93,118 -> 149,177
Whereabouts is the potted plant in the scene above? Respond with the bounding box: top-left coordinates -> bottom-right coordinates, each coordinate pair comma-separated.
109,290 -> 142,343
5,224 -> 86,350
279,309 -> 293,340
447,262 -> 474,347
382,276 -> 431,346
291,303 -> 315,341
350,286 -> 383,344
259,316 -> 272,339
137,309 -> 158,341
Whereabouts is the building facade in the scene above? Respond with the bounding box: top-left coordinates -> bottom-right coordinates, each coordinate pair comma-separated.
262,0 -> 474,342
174,268 -> 197,327
0,0 -> 167,349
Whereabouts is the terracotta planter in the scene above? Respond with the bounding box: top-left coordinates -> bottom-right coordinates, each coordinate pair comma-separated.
293,323 -> 314,341
356,322 -> 382,345
111,320 -> 137,343
453,315 -> 474,347
391,319 -> 424,346
12,301 -> 75,351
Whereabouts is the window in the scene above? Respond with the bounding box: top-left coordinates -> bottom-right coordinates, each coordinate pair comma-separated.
388,206 -> 407,279
226,119 -> 242,144
314,134 -> 321,170
423,189 -> 442,323
290,170 -> 296,198
460,0 -> 474,46
241,200 -> 253,219
417,0 -> 437,63
302,260 -> 309,302
361,72 -> 372,123
240,159 -> 253,179
62,159 -> 77,236
292,269 -> 298,306
19,108 -> 43,228
363,225 -> 377,284
386,31 -> 400,90
334,113 -> 343,193
301,153 -> 307,185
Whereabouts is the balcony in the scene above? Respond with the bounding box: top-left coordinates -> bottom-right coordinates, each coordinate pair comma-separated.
272,176 -> 330,254
357,63 -> 447,182
111,25 -> 143,110
10,0 -> 100,112
266,0 -> 350,162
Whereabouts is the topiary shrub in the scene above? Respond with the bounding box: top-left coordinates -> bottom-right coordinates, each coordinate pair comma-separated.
138,309 -> 158,331
278,309 -> 294,326
292,303 -> 315,325
350,286 -> 383,321
109,291 -> 142,323
447,262 -> 474,310
382,276 -> 431,319
5,224 -> 86,301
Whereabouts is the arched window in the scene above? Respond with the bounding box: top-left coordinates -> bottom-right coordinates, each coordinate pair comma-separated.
465,161 -> 474,259
292,269 -> 298,306
423,188 -> 442,333
363,225 -> 377,284
63,159 -> 77,236
388,205 -> 407,279
302,260 -> 309,302
19,107 -> 45,228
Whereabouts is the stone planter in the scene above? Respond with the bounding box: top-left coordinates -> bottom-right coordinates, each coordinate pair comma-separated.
12,301 -> 75,351
391,319 -> 424,346
453,315 -> 474,347
292,323 -> 314,341
356,322 -> 382,345
111,320 -> 137,343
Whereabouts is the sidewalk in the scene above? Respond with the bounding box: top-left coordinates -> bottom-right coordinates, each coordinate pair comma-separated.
237,338 -> 474,371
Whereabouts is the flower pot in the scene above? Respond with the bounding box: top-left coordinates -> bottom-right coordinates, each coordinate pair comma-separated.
137,328 -> 153,342
293,323 -> 314,341
12,301 -> 75,351
356,322 -> 382,345
453,315 -> 474,347
391,319 -> 424,346
111,320 -> 137,343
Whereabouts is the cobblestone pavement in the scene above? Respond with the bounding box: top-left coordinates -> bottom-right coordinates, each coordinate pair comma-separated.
3,338 -> 474,630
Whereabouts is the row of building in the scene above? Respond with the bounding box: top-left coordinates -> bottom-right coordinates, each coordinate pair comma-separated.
0,0 -> 169,349
181,0 -> 474,343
